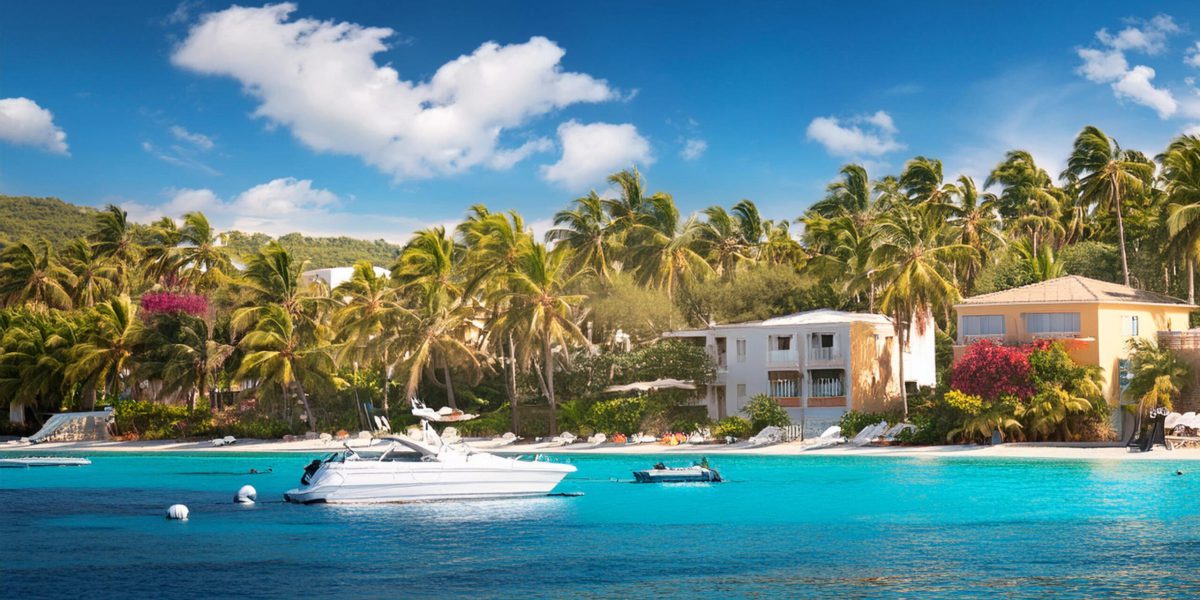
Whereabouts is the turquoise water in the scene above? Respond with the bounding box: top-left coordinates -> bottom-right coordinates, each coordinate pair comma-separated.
2,452 -> 1199,599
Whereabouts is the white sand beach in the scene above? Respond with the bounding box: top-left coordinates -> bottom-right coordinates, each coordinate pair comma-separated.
4,437 -> 1200,462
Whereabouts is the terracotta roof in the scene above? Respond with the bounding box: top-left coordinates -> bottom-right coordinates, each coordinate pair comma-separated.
956,275 -> 1194,307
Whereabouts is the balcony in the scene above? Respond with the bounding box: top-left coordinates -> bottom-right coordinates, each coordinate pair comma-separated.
769,379 -> 799,398
809,377 -> 844,398
768,349 -> 798,365
807,347 -> 842,363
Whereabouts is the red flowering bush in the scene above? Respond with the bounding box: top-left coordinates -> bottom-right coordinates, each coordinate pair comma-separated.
950,339 -> 1036,401
140,291 -> 208,317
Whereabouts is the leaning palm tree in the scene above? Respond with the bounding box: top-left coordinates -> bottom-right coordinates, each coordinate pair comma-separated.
137,313 -> 235,410
871,206 -> 976,417
0,240 -> 74,310
625,195 -> 713,299
332,261 -> 407,412
90,204 -> 142,293
988,150 -> 1070,251
0,309 -> 79,416
946,176 -> 1004,293
236,304 -> 335,431
698,205 -> 753,279
900,156 -> 957,212
811,164 -> 877,224
496,243 -> 588,435
141,217 -> 182,285
61,238 -> 117,308
1063,126 -> 1155,285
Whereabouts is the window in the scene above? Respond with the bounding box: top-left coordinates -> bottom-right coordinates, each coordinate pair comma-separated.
736,384 -> 747,399
1122,315 -> 1139,337
775,336 -> 791,351
736,339 -> 747,363
1025,312 -> 1080,335
961,315 -> 1005,336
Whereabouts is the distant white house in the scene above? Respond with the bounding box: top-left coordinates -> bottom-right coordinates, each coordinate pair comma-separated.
300,266 -> 390,290
665,309 -> 936,434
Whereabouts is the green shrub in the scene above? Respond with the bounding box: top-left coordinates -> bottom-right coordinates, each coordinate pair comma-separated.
742,394 -> 790,431
667,405 -> 711,433
455,406 -> 512,437
587,397 -> 647,435
114,400 -> 214,440
712,416 -> 752,439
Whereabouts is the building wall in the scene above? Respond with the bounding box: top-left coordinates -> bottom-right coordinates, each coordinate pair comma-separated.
849,321 -> 900,413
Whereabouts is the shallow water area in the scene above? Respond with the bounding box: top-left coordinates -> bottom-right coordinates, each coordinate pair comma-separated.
2,452 -> 1198,598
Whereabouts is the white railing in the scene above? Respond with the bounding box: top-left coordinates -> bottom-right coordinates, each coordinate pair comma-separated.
769,379 -> 798,398
810,377 -> 844,397
768,349 -> 798,364
961,334 -> 1005,345
1030,331 -> 1080,339
807,347 -> 840,362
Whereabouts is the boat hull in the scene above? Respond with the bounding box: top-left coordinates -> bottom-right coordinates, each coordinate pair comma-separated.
285,458 -> 575,504
632,466 -> 721,483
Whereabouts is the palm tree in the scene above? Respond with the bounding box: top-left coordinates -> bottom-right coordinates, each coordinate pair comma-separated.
1023,387 -> 1093,441
1012,239 -> 1064,282
332,261 -> 407,412
900,156 -> 957,211
496,243 -> 588,435
731,199 -> 766,254
698,205 -> 753,279
1160,135 -> 1200,303
759,219 -> 806,267
625,195 -> 713,299
0,309 -> 79,418
0,241 -> 74,310
810,164 -> 876,225
177,212 -> 233,293
141,217 -> 182,286
987,150 -> 1069,252
235,241 -> 325,333
61,238 -> 117,308
871,206 -> 976,417
602,167 -> 663,234
1125,337 -> 1191,410
90,204 -> 142,292
1063,126 -> 1155,285
547,192 -> 616,282
236,304 -> 335,431
67,295 -> 142,400
946,176 -> 1003,293
138,313 -> 235,410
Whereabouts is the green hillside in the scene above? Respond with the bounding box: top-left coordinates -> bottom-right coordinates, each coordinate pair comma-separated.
0,194 -> 402,269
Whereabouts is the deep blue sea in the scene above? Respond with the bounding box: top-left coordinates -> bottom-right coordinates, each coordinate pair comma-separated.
2,451 -> 1199,599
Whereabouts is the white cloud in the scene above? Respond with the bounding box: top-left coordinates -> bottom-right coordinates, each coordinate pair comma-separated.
806,110 -> 904,157
171,3 -> 616,181
122,177 -> 445,242
1112,65 -> 1177,118
680,138 -> 707,161
0,97 -> 69,154
1076,15 -> 1183,119
142,140 -> 220,176
169,125 -> 214,150
1186,42 -> 1200,68
541,120 -> 652,189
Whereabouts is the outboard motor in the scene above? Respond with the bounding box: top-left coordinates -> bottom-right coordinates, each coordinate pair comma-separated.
300,459 -> 322,485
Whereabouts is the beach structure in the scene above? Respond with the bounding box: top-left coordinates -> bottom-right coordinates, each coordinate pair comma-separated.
664,309 -> 936,435
300,266 -> 390,290
953,275 -> 1195,436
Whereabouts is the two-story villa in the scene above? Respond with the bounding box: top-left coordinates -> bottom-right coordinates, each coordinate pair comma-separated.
665,309 -> 936,435
953,275 -> 1195,434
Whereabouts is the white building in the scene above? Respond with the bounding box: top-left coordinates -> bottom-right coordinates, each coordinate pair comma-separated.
301,266 -> 390,290
666,309 -> 936,434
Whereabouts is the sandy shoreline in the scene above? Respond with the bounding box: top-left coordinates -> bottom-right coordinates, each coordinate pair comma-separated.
3,436 -> 1200,462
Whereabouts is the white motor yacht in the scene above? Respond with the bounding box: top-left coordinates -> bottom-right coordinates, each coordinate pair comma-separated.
284,402 -> 575,504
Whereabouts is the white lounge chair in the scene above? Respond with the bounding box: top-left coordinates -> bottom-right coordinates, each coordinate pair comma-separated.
545,431 -> 578,447
630,433 -> 656,444
847,421 -> 888,446
584,433 -> 607,447
748,426 -> 784,447
875,423 -> 915,444
209,435 -> 237,447
799,426 -> 845,450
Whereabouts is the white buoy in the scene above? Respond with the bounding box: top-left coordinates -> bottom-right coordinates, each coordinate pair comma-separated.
234,485 -> 257,504
166,504 -> 189,520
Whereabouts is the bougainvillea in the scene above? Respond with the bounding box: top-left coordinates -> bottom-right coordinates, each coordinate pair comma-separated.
140,292 -> 208,317
950,339 -> 1036,401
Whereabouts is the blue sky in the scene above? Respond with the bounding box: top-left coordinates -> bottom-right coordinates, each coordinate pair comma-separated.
3,1 -> 1200,241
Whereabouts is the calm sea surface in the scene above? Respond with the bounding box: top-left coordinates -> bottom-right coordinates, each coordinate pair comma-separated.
2,451 -> 1198,599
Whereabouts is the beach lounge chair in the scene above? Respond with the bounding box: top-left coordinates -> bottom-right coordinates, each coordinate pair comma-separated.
209,435 -> 237,447
630,433 -> 656,444
799,426 -> 845,451
873,424 -> 915,444
847,421 -> 888,446
748,426 -> 784,447
546,431 -> 578,447
584,433 -> 607,447
687,431 -> 707,444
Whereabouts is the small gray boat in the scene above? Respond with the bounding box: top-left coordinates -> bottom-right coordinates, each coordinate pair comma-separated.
633,460 -> 722,483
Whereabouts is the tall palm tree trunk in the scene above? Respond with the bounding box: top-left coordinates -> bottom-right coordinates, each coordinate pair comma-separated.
381,347 -> 390,412
895,310 -> 909,420
544,327 -> 557,436
294,380 -> 316,432
506,334 -> 520,434
1112,181 -> 1130,286
1189,258 -> 1195,305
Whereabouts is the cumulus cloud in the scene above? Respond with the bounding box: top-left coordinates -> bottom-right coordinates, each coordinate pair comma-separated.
1186,42 -> 1200,68
169,125 -> 214,151
171,3 -> 616,181
1076,14 -> 1182,119
806,110 -> 904,157
680,138 -> 707,161
122,177 -> 445,242
541,121 -> 652,189
0,97 -> 69,154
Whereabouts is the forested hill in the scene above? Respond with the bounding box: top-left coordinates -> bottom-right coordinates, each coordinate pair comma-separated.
0,195 -> 402,269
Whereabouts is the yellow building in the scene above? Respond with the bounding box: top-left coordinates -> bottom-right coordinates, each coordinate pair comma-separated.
954,275 -> 1195,434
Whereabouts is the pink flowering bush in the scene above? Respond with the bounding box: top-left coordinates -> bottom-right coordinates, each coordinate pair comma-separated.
140,291 -> 208,317
950,339 -> 1036,401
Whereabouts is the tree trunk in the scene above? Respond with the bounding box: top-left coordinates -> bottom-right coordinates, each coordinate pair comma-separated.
1113,181 -> 1131,286
381,347 -> 390,412
295,380 -> 316,432
545,328 -> 558,436
1189,258 -> 1195,305
506,334 -> 519,435
443,362 -> 456,409
896,311 -> 908,420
